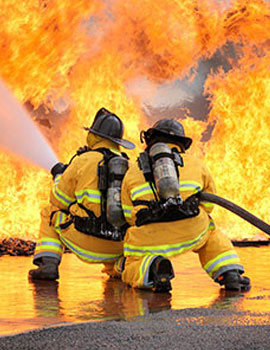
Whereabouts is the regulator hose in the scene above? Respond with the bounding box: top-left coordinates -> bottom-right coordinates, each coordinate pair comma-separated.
198,192 -> 270,236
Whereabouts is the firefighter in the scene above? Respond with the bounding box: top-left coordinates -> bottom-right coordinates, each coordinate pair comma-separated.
121,119 -> 251,293
29,108 -> 135,281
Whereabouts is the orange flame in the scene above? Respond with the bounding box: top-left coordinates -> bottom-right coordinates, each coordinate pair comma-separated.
0,0 -> 270,240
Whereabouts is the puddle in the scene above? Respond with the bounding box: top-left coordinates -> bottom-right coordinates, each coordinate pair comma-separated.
0,247 -> 269,335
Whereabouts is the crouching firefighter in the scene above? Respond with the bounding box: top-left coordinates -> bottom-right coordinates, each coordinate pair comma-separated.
120,118 -> 251,293
28,108 -> 135,281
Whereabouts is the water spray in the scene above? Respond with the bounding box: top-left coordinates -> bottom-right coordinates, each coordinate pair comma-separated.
0,80 -> 59,170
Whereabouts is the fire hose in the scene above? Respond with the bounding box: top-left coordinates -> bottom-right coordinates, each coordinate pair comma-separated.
198,192 -> 270,236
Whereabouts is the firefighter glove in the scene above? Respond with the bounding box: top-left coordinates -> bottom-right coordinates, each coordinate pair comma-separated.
51,162 -> 68,180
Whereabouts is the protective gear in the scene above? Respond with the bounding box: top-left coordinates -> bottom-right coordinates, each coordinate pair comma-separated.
51,162 -> 68,180
50,146 -> 90,182
121,143 -> 249,291
84,108 -> 135,150
135,195 -> 200,226
141,119 -> 192,150
30,116 -> 132,280
136,142 -> 199,225
149,142 -> 181,200
51,146 -> 91,182
149,256 -> 174,293
28,257 -> 59,281
35,139 -> 128,277
217,270 -> 251,291
53,147 -> 129,241
106,156 -> 129,227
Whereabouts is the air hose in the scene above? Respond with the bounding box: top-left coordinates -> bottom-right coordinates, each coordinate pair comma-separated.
198,192 -> 270,236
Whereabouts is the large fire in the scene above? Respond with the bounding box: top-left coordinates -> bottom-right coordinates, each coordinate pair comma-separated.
0,0 -> 270,241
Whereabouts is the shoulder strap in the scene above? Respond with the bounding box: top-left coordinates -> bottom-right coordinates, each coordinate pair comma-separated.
137,151 -> 159,202
120,151 -> 129,160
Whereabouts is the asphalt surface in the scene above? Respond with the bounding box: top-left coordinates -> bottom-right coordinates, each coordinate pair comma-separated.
1,308 -> 270,350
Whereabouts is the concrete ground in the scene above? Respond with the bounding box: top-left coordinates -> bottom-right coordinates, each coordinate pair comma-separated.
0,247 -> 269,349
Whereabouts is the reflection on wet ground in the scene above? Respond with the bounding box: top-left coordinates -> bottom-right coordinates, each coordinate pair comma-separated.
0,247 -> 269,336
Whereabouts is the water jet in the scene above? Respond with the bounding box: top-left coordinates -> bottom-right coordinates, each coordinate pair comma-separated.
0,80 -> 58,170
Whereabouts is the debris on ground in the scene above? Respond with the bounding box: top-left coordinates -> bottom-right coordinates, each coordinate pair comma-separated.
0,238 -> 72,256
0,238 -> 36,256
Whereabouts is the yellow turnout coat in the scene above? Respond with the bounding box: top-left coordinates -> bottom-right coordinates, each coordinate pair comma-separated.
121,144 -> 244,288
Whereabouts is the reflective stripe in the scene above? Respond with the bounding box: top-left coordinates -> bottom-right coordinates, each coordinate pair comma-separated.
59,236 -> 121,262
114,256 -> 126,274
75,189 -> 101,204
204,250 -> 241,278
200,201 -> 215,209
179,181 -> 202,193
130,180 -> 203,201
131,183 -> 156,201
122,204 -> 133,218
140,255 -> 157,286
54,174 -> 61,184
35,238 -> 64,255
52,184 -> 76,207
54,211 -> 68,234
35,238 -> 63,251
124,221 -> 215,257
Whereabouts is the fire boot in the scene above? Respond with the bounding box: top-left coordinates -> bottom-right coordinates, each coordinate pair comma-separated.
149,256 -> 174,293
217,270 -> 251,291
28,257 -> 59,281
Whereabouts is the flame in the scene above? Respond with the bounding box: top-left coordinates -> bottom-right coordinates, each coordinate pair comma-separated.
0,0 -> 270,240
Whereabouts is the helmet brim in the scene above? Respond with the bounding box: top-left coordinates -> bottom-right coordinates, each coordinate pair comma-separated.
84,127 -> 135,150
145,128 -> 192,150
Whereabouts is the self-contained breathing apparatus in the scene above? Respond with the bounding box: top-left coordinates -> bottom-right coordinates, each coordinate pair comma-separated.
135,142 -> 200,226
65,148 -> 129,241
51,107 -> 135,241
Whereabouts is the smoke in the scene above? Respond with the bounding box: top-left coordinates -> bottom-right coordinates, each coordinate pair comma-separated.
0,80 -> 58,170
127,42 -> 237,125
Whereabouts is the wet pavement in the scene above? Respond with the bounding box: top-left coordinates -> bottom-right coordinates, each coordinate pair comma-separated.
0,247 -> 270,338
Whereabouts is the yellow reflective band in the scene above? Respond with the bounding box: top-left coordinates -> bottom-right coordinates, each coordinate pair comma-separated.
114,256 -> 125,274
38,237 -> 63,244
204,250 -> 237,271
208,258 -> 241,278
131,182 -> 157,201
200,202 -> 215,208
35,238 -> 64,253
54,211 -> 68,234
130,180 -> 202,201
122,204 -> 133,218
139,255 -> 152,284
204,250 -> 240,277
124,221 -> 215,257
54,175 -> 61,184
75,189 -> 101,204
35,244 -> 63,253
59,235 -> 122,262
179,180 -> 202,193
52,185 -> 76,207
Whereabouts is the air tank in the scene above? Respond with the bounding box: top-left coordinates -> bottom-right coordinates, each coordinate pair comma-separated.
149,142 -> 180,200
106,156 -> 128,227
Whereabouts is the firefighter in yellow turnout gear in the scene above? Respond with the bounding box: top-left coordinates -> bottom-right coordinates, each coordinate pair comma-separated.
29,108 -> 135,281
121,119 -> 251,293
